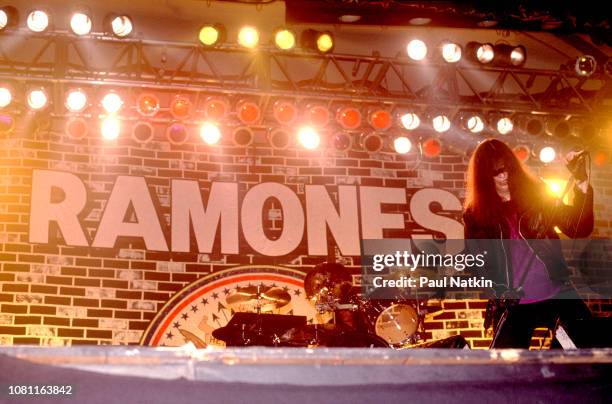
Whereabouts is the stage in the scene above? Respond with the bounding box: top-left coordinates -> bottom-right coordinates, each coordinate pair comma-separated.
1,346 -> 610,403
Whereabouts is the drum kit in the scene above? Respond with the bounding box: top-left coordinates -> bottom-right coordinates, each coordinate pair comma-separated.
212,264 -> 444,349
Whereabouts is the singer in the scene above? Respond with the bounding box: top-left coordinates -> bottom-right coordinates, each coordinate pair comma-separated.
462,139 -> 594,348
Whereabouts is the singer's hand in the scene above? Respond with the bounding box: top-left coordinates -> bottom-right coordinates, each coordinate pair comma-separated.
564,151 -> 582,164
565,150 -> 589,191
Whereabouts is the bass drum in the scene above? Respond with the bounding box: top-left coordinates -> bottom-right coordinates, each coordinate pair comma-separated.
359,299 -> 420,347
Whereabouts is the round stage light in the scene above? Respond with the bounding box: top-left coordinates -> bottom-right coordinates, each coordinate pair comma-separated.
132,122 -> 154,143
166,122 -> 189,145
70,12 -> 92,36
369,110 -> 392,131
203,98 -> 229,122
361,133 -> 383,153
27,88 -> 48,110
0,10 -> 8,31
305,105 -> 330,128
27,10 -> 49,33
422,137 -> 442,157
407,39 -> 427,61
199,25 -> 221,46
232,126 -> 254,147
545,118 -> 571,138
0,6 -> 18,31
476,43 -> 494,64
510,46 -> 526,66
101,116 -> 120,140
441,42 -> 462,63
539,146 -> 556,163
332,132 -> 352,151
400,112 -> 420,130
101,92 -> 123,114
393,136 -> 412,154
137,93 -> 160,117
110,15 -> 133,37
269,129 -> 290,149
432,115 -> 450,133
575,55 -> 597,77
65,117 -> 88,139
237,100 -> 260,125
513,145 -> 530,163
466,115 -> 484,133
65,89 -> 87,112
297,126 -> 321,150
525,117 -> 544,136
273,100 -> 297,125
200,122 -> 221,145
316,32 -> 334,53
170,96 -> 191,120
238,26 -> 259,49
337,107 -> 362,130
594,151 -> 608,167
0,114 -> 15,134
0,87 -> 12,108
497,117 -> 514,135
274,28 -> 296,50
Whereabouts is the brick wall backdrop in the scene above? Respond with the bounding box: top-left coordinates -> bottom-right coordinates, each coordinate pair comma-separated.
0,115 -> 610,349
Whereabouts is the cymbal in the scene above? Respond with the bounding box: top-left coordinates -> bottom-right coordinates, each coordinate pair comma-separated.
226,285 -> 291,312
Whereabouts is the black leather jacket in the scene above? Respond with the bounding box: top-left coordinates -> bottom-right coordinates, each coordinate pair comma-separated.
462,185 -> 594,296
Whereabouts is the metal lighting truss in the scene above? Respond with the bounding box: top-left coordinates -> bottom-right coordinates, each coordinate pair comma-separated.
1,32 -> 610,118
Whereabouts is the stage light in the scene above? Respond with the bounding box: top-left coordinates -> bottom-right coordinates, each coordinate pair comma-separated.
0,86 -> 12,108
70,12 -> 92,36
545,118 -> 570,138
337,107 -> 361,130
200,122 -> 221,145
101,92 -> 123,114
421,137 -> 442,157
269,129 -> 290,149
301,29 -> 334,53
109,15 -> 133,37
594,151 -> 608,167
575,55 -> 597,77
467,42 -> 494,64
393,136 -> 412,154
0,114 -> 15,134
539,146 -> 556,163
361,133 -> 383,153
27,88 -> 48,110
199,24 -> 224,46
400,112 -> 420,130
166,122 -> 189,144
513,145 -> 530,163
297,126 -> 321,149
510,45 -> 526,66
524,116 -> 544,136
496,117 -> 514,135
407,39 -> 427,61
274,28 -> 296,50
170,96 -> 191,120
543,178 -> 568,200
232,126 -> 254,147
441,42 -> 462,63
26,10 -> 49,33
432,114 -> 450,133
65,89 -> 87,112
132,122 -> 154,143
332,132 -> 352,151
237,100 -> 260,125
203,98 -> 229,122
369,109 -> 392,131
101,116 -> 120,140
238,26 -> 259,49
137,93 -> 160,117
0,6 -> 18,31
65,117 -> 88,139
305,104 -> 330,128
273,100 -> 297,125
466,115 -> 484,133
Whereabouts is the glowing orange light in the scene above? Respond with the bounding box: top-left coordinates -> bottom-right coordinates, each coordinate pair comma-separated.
66,117 -> 88,139
422,138 -> 442,157
170,96 -> 191,120
337,107 -> 361,130
513,145 -> 530,163
306,105 -> 330,128
594,151 -> 608,167
237,101 -> 260,125
273,101 -> 297,125
203,98 -> 229,122
369,110 -> 391,131
137,94 -> 160,116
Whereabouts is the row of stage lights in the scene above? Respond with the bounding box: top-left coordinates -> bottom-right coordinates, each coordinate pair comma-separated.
0,84 -> 599,140
1,86 -> 606,166
2,6 -> 608,76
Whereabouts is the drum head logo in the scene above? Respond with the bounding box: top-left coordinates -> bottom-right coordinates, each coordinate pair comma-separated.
141,265 -> 324,347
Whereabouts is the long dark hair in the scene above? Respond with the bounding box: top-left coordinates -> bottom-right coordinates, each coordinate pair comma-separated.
464,139 -> 548,225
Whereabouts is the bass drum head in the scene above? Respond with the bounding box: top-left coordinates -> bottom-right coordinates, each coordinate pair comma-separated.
374,304 -> 418,346
327,331 -> 389,348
